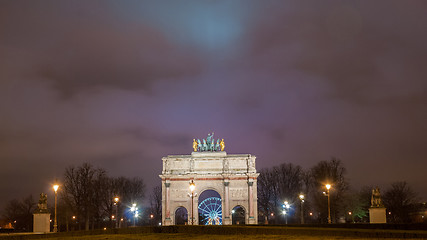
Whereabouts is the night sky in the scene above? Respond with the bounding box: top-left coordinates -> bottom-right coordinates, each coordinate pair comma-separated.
1,0 -> 427,209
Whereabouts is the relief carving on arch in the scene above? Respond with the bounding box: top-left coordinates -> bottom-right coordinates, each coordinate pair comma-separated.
230,189 -> 246,199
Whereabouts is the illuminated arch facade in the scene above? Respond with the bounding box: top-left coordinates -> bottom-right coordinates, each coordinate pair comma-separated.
160,151 -> 259,225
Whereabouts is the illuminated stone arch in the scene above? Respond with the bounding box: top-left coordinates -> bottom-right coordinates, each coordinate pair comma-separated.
160,151 -> 259,225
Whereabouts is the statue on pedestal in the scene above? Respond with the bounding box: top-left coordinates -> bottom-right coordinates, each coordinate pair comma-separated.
35,193 -> 49,213
33,192 -> 51,233
369,187 -> 386,223
371,187 -> 384,208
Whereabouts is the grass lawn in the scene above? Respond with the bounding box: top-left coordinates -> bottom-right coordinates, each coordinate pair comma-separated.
37,233 -> 421,240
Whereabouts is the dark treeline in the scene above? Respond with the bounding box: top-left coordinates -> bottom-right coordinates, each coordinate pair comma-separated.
2,159 -> 425,231
257,158 -> 424,224
2,162 -> 152,232
149,185 -> 162,226
60,163 -> 146,231
1,195 -> 35,231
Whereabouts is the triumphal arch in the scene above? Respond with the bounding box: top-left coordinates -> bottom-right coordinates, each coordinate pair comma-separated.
159,133 -> 259,225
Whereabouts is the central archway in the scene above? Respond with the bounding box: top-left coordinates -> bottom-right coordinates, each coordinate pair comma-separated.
198,190 -> 222,225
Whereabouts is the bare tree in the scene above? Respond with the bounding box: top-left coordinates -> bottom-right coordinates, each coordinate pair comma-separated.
383,181 -> 418,223
62,163 -> 106,230
309,158 -> 348,223
257,168 -> 279,224
111,176 -> 145,225
257,163 -> 304,224
341,187 -> 370,223
120,177 -> 145,206
2,195 -> 36,231
149,185 -> 162,225
274,163 -> 304,204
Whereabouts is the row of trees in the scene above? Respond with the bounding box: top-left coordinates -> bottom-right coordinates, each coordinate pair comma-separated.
2,163 -> 148,231
61,163 -> 146,230
2,159 -> 423,231
1,195 -> 36,231
257,158 -> 422,224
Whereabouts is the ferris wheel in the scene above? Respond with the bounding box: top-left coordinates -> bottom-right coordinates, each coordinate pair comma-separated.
198,197 -> 222,225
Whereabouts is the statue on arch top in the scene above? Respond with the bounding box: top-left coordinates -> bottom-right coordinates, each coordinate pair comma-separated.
206,132 -> 214,145
194,132 -> 224,152
193,139 -> 198,152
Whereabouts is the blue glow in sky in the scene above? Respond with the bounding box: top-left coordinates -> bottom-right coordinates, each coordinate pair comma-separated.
113,1 -> 254,55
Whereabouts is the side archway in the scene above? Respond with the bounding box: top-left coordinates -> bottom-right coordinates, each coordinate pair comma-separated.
174,207 -> 188,225
232,205 -> 246,225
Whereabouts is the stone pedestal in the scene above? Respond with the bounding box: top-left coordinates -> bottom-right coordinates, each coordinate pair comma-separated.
248,216 -> 257,225
164,218 -> 172,226
33,213 -> 51,233
223,217 -> 232,225
369,207 -> 386,223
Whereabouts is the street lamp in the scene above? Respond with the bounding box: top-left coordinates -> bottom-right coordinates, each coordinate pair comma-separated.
189,180 -> 196,225
130,203 -> 138,227
114,197 -> 119,228
283,201 -> 290,224
52,184 -> 59,232
71,216 -> 76,231
325,184 -> 331,224
299,194 -> 305,224
348,211 -> 354,223
135,210 -> 139,224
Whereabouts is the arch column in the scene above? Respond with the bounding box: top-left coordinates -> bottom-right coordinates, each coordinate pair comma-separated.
194,194 -> 199,225
223,180 -> 231,225
248,179 -> 256,224
164,181 -> 172,225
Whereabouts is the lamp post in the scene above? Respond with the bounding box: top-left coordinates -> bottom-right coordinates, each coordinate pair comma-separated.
71,216 -> 76,231
348,211 -> 354,223
134,209 -> 139,226
325,184 -> 331,224
283,201 -> 290,224
299,194 -> 305,224
114,197 -> 119,228
189,180 -> 196,225
53,184 -> 59,232
130,203 -> 138,227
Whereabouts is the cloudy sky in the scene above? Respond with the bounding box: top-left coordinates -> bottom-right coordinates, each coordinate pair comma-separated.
1,0 -> 426,209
